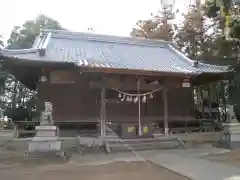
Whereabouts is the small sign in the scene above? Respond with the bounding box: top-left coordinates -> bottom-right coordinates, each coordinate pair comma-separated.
143,126 -> 149,133
182,82 -> 190,88
50,70 -> 75,84
181,79 -> 191,88
127,126 -> 135,133
24,123 -> 34,129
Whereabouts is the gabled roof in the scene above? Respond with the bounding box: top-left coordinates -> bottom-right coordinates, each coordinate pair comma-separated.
0,29 -> 229,75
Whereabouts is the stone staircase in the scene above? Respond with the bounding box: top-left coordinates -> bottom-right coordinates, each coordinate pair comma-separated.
105,125 -> 119,138
104,136 -> 186,153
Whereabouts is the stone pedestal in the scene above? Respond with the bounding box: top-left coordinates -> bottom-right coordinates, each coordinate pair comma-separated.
218,104 -> 240,148
26,126 -> 66,158
219,122 -> 240,148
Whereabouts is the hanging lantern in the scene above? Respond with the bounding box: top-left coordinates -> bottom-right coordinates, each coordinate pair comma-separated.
121,95 -> 125,101
129,96 -> 133,102
142,95 -> 147,103
126,96 -> 131,102
134,96 -> 138,103
118,93 -> 122,98
149,93 -> 153,99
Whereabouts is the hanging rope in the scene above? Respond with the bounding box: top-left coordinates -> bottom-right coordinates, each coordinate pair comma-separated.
111,86 -> 164,97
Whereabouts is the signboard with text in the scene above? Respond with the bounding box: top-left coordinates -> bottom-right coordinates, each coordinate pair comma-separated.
50,70 -> 75,84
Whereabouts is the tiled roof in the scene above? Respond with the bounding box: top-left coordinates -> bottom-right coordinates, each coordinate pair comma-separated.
0,29 -> 229,75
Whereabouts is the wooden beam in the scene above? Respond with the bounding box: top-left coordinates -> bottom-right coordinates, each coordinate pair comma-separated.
89,81 -> 163,91
137,78 -> 142,136
80,67 -> 194,78
88,74 -> 186,90
162,88 -> 169,136
100,77 -> 106,137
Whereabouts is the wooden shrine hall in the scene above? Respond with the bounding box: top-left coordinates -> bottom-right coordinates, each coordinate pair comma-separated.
0,29 -> 229,139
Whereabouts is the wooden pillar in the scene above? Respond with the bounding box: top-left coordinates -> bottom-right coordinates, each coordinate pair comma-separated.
100,80 -> 106,137
137,78 -> 142,136
196,87 -> 200,109
162,88 -> 169,136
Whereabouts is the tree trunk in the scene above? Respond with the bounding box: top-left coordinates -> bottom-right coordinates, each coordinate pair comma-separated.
11,79 -> 18,109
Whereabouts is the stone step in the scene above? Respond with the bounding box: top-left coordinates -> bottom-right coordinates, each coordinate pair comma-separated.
104,136 -> 185,153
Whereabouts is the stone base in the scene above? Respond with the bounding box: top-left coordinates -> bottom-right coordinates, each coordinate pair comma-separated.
28,138 -> 62,153
24,150 -> 67,159
219,122 -> 240,149
220,132 -> 240,141
26,137 -> 67,160
221,122 -> 240,132
25,125 -> 66,159
217,141 -> 240,149
35,125 -> 58,137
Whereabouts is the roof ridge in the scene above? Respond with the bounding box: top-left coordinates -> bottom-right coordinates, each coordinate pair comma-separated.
41,29 -> 176,48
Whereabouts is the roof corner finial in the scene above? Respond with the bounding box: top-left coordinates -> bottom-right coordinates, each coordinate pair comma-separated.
40,25 -> 44,36
38,49 -> 46,56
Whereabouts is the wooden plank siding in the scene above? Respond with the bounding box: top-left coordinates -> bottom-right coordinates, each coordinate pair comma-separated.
36,70 -> 195,123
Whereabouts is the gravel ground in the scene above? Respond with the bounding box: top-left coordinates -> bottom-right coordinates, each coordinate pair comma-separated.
1,131 -> 222,180
0,160 -> 190,180
0,146 -> 190,180
203,149 -> 240,168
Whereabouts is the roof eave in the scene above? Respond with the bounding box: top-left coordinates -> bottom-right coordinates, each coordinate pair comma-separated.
167,44 -> 230,72
0,31 -> 52,58
80,66 -> 197,78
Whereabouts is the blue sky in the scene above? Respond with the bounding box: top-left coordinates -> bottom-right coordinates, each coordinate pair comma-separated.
0,0 -> 197,42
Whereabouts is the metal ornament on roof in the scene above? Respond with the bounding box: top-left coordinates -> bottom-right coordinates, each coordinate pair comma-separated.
112,86 -> 164,104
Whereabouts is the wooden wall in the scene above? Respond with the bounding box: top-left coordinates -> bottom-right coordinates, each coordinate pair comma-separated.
37,70 -> 195,123
105,87 -> 194,122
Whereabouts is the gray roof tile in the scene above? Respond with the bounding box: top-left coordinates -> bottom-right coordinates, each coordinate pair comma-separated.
0,29 -> 229,75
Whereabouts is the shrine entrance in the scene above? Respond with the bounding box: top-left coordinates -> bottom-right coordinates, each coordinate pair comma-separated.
99,77 -> 168,139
